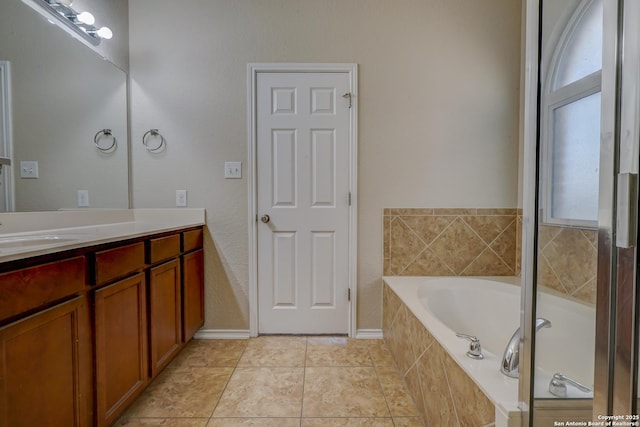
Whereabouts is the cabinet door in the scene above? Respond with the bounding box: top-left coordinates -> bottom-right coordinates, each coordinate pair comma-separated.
149,258 -> 182,377
182,249 -> 204,342
0,296 -> 92,427
94,273 -> 148,427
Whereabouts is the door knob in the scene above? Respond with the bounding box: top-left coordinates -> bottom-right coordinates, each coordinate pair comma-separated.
260,214 -> 270,223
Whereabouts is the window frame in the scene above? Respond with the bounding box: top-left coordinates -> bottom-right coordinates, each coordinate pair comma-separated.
540,0 -> 602,229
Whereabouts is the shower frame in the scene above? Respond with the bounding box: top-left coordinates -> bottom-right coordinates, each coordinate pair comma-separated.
521,0 -> 640,424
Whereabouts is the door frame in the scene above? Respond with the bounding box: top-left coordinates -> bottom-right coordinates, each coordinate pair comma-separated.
0,61 -> 14,212
247,63 -> 358,338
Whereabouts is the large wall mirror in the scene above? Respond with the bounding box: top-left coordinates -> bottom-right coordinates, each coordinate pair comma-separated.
0,0 -> 128,212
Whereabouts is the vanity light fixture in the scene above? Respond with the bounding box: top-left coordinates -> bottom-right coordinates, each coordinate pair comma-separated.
24,0 -> 113,46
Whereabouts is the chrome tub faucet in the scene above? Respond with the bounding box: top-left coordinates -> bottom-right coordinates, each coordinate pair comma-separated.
548,373 -> 592,397
500,318 -> 551,378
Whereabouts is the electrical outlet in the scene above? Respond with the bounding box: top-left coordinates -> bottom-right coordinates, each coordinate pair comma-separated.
77,190 -> 89,207
20,161 -> 38,179
224,161 -> 242,179
176,189 -> 187,207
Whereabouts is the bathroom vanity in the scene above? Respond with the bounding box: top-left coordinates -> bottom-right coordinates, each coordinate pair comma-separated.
0,210 -> 205,427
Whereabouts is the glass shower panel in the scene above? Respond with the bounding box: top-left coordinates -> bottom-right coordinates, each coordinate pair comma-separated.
532,0 -> 602,423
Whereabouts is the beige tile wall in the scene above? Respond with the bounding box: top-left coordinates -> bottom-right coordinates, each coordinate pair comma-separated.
383,283 -> 495,426
537,225 -> 597,305
384,208 -> 596,306
383,208 -> 518,276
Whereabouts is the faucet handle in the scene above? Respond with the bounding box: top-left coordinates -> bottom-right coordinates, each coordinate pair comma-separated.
548,373 -> 591,398
455,333 -> 484,360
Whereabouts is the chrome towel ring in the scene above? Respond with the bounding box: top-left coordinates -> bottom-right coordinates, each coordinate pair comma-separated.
94,129 -> 117,152
142,129 -> 166,153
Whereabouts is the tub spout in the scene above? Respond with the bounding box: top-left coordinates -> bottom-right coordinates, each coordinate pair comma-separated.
500,318 -> 551,378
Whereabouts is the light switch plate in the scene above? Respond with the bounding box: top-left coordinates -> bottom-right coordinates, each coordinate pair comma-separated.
20,161 -> 38,178
224,161 -> 242,179
77,190 -> 89,207
176,189 -> 188,207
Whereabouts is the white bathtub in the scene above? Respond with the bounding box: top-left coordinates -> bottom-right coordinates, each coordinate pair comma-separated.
383,276 -> 596,424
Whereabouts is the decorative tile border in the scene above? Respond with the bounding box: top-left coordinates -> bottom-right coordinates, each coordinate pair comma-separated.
383,208 -> 518,276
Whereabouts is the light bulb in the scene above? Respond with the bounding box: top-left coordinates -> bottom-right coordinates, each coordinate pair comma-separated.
77,11 -> 95,25
96,27 -> 113,40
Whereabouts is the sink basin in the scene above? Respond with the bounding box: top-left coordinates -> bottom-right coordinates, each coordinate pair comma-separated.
0,235 -> 80,250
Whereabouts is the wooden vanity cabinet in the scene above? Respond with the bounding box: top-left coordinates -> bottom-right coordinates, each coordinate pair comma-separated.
148,258 -> 182,377
182,248 -> 204,342
0,225 -> 204,426
0,295 -> 92,427
94,273 -> 148,427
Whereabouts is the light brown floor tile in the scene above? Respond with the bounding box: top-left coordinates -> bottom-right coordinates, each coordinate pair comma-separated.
366,340 -> 396,368
237,336 -> 307,367
115,419 -> 209,426
392,417 -> 426,427
122,367 -> 232,418
169,339 -> 247,368
301,418 -> 393,426
302,367 -> 390,417
207,418 -> 300,426
213,367 -> 304,417
376,366 -> 419,417
306,337 -> 372,366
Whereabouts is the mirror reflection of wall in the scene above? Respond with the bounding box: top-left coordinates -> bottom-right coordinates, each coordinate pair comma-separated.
0,0 -> 128,212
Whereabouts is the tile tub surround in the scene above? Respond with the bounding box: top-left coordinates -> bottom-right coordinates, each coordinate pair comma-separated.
383,208 -> 519,277
537,224 -> 597,305
116,336 -> 424,426
383,208 -> 596,306
383,283 -> 496,427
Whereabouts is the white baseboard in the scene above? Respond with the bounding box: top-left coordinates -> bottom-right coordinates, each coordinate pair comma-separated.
194,328 -> 382,340
193,329 -> 250,340
355,329 -> 383,339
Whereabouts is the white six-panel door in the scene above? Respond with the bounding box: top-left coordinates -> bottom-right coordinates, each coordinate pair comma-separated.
256,71 -> 351,334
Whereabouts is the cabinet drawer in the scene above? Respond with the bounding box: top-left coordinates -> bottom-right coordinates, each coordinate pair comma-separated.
95,242 -> 145,285
147,234 -> 180,264
0,256 -> 86,322
182,229 -> 203,252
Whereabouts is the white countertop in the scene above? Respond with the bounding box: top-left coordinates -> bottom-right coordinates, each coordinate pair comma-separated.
0,209 -> 205,263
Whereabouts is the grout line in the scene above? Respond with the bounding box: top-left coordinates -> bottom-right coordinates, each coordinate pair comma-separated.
580,228 -> 598,250
403,339 -> 434,379
459,216 -> 516,273
370,345 -> 395,421
392,216 -> 429,274
539,252 -> 571,295
386,286 -> 404,329
300,337 -> 308,420
407,217 -> 458,275
441,357 -> 462,427
207,339 -> 249,420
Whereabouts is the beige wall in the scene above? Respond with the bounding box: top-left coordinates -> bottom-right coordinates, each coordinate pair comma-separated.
129,0 -> 522,331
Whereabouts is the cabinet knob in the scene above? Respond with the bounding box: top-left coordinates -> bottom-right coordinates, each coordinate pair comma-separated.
260,214 -> 270,224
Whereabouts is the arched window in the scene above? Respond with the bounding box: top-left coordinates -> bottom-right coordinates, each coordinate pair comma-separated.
542,0 -> 603,226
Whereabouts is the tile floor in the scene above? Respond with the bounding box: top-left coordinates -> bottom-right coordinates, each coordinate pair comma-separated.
116,336 -> 425,427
